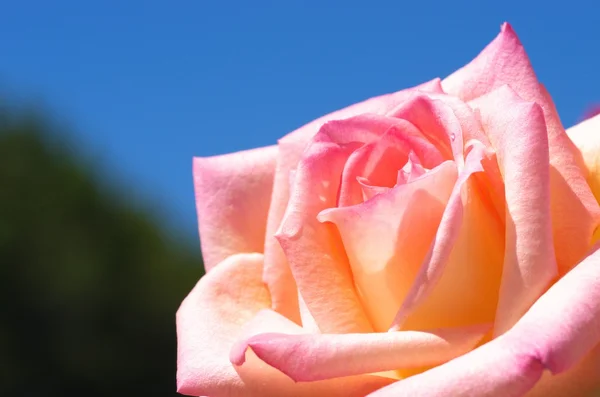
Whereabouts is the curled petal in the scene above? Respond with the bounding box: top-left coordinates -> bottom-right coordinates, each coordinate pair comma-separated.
233,324 -> 489,382
229,310 -> 395,396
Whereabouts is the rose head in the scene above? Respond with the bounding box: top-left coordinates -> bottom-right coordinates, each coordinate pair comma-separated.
177,23 -> 600,397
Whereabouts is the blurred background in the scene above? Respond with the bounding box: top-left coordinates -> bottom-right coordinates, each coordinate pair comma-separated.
0,1 -> 598,396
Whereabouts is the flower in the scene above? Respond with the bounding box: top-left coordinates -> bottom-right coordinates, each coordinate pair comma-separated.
177,23 -> 600,397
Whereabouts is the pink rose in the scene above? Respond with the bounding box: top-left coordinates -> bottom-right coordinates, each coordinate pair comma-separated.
177,23 -> 600,396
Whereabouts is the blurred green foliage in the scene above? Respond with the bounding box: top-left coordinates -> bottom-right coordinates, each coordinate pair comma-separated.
0,109 -> 203,395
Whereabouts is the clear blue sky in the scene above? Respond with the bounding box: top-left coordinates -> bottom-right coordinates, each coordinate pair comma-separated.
1,1 -> 598,241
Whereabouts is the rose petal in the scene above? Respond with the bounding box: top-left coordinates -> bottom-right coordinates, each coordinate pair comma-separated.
176,253 -> 271,396
230,310 -> 395,396
390,141 -> 504,331
357,176 -> 390,201
370,243 -> 600,396
567,114 -> 600,206
263,80 -> 445,319
526,344 -> 600,396
319,161 -> 457,331
338,123 -> 411,206
275,134 -> 373,333
234,323 -> 489,382
193,147 -> 277,272
262,80 -> 443,321
366,334 -> 545,397
388,94 -> 464,168
472,86 -> 557,335
444,22 -> 600,273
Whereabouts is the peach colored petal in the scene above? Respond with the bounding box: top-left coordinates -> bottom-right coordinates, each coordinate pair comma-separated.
275,134 -> 373,334
390,142 -> 504,331
177,257 -> 393,397
472,86 -> 557,335
176,253 -> 271,396
444,22 -> 600,273
567,114 -> 600,206
319,161 -> 457,331
193,146 -> 277,272
369,243 -> 600,397
233,323 -> 489,382
230,310 -> 395,396
262,80 -> 443,322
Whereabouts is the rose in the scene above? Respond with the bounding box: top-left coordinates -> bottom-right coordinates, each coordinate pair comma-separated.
176,23 -> 600,397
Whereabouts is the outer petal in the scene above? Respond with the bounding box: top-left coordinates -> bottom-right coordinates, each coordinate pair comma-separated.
177,253 -> 393,396
193,146 -> 277,272
232,323 -> 489,382
444,22 -> 600,273
390,142 -> 504,331
229,310 -> 395,396
567,114 -> 600,207
369,244 -> 600,397
263,80 -> 444,321
319,161 -> 457,331
472,86 -> 556,335
176,253 -> 271,396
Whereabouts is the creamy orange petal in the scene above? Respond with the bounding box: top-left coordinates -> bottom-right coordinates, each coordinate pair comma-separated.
370,242 -> 600,397
391,142 -> 504,331
319,161 -> 457,331
193,147 -> 277,272
176,253 -> 271,396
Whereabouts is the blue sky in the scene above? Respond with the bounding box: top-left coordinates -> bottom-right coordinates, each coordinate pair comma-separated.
1,1 -> 598,241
